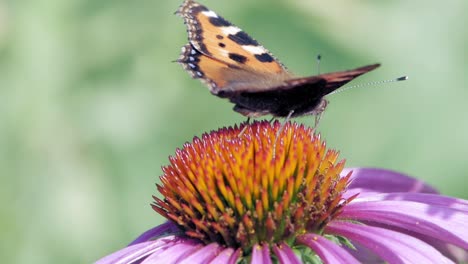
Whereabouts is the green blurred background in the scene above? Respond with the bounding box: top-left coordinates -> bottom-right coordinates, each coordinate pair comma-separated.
1,0 -> 467,263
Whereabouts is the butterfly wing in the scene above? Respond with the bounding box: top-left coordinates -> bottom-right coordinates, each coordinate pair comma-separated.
176,1 -> 381,118
317,63 -> 381,92
178,43 -> 295,95
176,0 -> 293,93
224,64 -> 381,117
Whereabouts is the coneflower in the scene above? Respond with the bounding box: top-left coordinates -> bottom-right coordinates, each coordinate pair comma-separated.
97,121 -> 468,263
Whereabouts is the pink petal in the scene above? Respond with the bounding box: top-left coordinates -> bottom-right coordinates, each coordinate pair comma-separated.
327,221 -> 454,264
177,243 -> 223,264
351,192 -> 468,212
343,168 -> 438,194
296,234 -> 360,264
209,247 -> 238,264
226,248 -> 242,264
139,238 -> 203,263
129,222 -> 182,245
272,243 -> 301,264
97,236 -> 197,264
96,241 -> 162,264
414,235 -> 468,263
344,242 -> 383,263
358,220 -> 468,263
251,244 -> 272,264
340,200 -> 468,249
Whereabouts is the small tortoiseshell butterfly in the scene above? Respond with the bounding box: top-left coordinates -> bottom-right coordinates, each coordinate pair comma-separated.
176,0 -> 380,119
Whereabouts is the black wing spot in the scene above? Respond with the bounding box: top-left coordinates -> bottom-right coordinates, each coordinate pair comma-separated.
190,5 -> 209,14
255,53 -> 274,63
228,31 -> 259,46
216,35 -> 224,39
209,16 -> 231,27
218,43 -> 226,48
229,53 -> 248,64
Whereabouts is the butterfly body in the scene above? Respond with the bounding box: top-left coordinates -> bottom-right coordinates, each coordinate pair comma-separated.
176,0 -> 380,118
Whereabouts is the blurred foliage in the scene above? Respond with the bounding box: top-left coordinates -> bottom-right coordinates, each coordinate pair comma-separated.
1,0 -> 467,263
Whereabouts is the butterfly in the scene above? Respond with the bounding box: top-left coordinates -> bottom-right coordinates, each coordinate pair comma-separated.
176,0 -> 380,120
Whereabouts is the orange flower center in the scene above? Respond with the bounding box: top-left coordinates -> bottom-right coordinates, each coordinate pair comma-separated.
152,121 -> 353,252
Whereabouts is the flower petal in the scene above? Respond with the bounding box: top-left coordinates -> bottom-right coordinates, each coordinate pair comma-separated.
351,193 -> 468,212
96,236 -> 183,264
96,241 -> 158,264
340,200 -> 468,249
176,243 -> 223,263
272,243 -> 301,264
209,247 -> 239,264
296,234 -> 360,264
226,248 -> 242,264
129,221 -> 182,245
355,219 -> 468,263
393,227 -> 468,263
139,237 -> 203,264
344,168 -> 438,194
251,244 -> 273,264
327,221 -> 454,264
344,242 -> 383,263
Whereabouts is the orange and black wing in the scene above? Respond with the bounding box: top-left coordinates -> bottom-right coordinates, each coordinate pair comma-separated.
176,0 -> 292,94
223,64 -> 381,117
317,64 -> 381,92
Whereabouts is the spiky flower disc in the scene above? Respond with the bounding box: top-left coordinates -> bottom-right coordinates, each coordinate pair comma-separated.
152,121 -> 353,253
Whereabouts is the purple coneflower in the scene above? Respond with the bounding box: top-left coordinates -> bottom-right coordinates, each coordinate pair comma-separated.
97,121 -> 468,263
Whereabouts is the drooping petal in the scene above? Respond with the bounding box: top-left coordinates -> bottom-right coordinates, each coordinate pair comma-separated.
139,237 -> 203,264
175,243 -> 223,264
344,242 -> 383,263
340,200 -> 468,249
251,244 -> 273,264
96,236 -> 199,264
383,225 -> 468,263
272,242 -> 301,264
351,192 -> 468,212
296,234 -> 360,264
327,221 -> 454,264
341,184 -> 468,263
353,217 -> 468,263
209,247 -> 240,264
129,221 -> 182,245
425,241 -> 468,263
226,248 -> 242,264
344,168 -> 438,194
96,241 -> 163,264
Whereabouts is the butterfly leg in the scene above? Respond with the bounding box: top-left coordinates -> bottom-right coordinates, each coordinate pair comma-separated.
273,110 -> 294,159
237,117 -> 251,137
312,99 -> 327,129
314,112 -> 323,128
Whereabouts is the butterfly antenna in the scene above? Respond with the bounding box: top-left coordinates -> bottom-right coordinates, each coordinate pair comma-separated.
329,76 -> 408,96
316,54 -> 322,75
